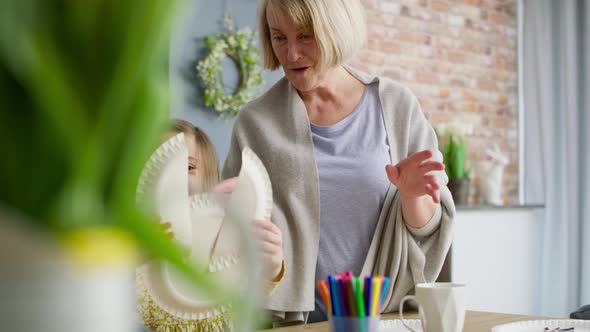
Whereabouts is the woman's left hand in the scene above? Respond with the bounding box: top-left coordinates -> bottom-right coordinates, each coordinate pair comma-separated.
385,150 -> 445,204
252,219 -> 284,281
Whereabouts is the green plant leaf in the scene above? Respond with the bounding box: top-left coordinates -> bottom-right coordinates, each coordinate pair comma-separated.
0,3 -> 261,329
441,134 -> 471,179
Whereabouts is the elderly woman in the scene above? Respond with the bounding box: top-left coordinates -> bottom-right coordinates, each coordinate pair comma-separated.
222,0 -> 455,325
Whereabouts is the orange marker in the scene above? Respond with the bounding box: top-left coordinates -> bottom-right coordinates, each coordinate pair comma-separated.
316,280 -> 332,315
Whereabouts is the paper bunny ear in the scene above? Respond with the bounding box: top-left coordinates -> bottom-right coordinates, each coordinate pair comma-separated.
209,147 -> 273,271
227,147 -> 273,221
189,193 -> 225,270
136,133 -> 192,248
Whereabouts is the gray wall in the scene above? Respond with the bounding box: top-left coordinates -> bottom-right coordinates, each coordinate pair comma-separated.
170,0 -> 283,168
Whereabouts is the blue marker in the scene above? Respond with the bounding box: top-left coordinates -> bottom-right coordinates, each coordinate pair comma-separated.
380,277 -> 390,310
329,275 -> 342,316
364,276 -> 372,316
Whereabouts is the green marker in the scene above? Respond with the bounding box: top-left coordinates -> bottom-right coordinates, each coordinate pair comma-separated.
354,277 -> 367,332
354,277 -> 366,318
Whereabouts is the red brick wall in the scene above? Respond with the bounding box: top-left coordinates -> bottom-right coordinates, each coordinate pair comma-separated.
349,0 -> 518,204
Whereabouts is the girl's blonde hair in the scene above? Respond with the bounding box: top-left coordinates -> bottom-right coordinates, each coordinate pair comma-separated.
257,0 -> 367,72
172,119 -> 220,192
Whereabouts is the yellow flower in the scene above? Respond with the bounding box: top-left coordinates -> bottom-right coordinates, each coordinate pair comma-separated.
61,226 -> 138,270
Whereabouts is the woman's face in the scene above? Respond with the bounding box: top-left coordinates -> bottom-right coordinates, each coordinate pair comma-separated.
185,135 -> 204,195
266,6 -> 322,92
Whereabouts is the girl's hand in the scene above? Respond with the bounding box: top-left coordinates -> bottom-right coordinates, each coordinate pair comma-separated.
385,150 -> 444,204
210,177 -> 238,198
252,219 -> 284,281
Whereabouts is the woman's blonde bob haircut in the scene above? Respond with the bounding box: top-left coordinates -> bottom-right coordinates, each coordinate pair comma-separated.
258,0 -> 367,72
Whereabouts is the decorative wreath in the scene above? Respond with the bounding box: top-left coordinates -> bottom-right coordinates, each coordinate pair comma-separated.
196,19 -> 264,118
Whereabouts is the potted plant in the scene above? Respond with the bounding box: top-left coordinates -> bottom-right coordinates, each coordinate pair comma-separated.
436,123 -> 473,205
0,1 -> 258,330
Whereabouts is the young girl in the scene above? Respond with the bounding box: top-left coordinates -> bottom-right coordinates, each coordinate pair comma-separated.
136,119 -> 228,332
169,119 -> 220,195
136,119 -> 284,332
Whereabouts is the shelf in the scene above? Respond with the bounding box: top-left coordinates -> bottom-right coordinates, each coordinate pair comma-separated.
455,204 -> 544,210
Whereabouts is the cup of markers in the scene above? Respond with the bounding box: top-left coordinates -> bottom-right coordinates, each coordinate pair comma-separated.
317,271 -> 390,332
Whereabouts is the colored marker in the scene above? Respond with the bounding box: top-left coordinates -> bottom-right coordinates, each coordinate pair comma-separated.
380,276 -> 390,311
345,277 -> 357,316
354,276 -> 366,318
371,276 -> 382,315
329,275 -> 342,316
364,276 -> 372,316
316,280 -> 332,316
338,277 -> 349,316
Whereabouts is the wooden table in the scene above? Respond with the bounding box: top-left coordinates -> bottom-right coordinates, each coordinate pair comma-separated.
265,310 -> 555,332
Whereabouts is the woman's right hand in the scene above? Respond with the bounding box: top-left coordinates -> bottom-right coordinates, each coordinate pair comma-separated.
385,150 -> 444,204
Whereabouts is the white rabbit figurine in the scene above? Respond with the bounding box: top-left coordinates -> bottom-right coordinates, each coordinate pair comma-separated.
476,144 -> 509,205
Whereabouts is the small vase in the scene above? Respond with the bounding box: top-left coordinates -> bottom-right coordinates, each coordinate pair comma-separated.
0,218 -> 138,332
447,178 -> 470,205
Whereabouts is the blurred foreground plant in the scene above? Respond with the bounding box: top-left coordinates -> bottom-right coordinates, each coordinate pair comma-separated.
0,1 -> 258,328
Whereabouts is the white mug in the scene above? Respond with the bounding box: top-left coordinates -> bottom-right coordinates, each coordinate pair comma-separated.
399,282 -> 466,332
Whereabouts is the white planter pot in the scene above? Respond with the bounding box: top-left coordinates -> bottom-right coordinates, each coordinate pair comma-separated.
0,212 -> 137,332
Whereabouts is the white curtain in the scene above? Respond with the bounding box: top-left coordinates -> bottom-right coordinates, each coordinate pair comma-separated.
522,0 -> 590,317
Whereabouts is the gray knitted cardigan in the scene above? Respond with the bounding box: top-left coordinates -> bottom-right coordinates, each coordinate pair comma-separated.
222,65 -> 455,324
